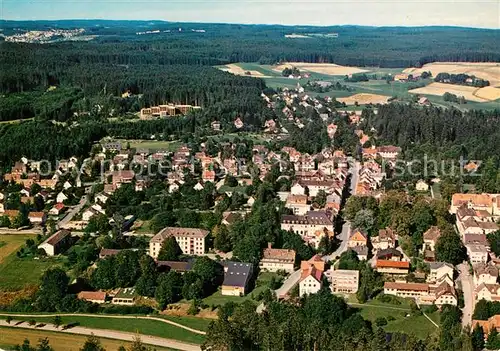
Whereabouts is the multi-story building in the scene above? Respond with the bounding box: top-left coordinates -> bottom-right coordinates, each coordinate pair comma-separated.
149,227 -> 209,258
281,211 -> 333,248
329,269 -> 359,294
259,244 -> 296,274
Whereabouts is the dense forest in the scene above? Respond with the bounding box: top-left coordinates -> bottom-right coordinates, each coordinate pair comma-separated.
2,20 -> 499,67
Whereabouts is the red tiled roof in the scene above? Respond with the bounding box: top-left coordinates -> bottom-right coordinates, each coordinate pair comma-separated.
78,291 -> 107,301
376,260 -> 410,269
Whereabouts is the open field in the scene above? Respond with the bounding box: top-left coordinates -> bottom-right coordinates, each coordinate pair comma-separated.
337,93 -> 391,105
0,234 -> 63,291
219,63 -> 271,78
8,315 -> 205,344
408,82 -> 488,102
404,62 -> 500,86
474,86 -> 500,101
0,327 -> 178,351
273,62 -> 369,76
347,296 -> 438,340
115,139 -> 181,152
0,234 -> 31,264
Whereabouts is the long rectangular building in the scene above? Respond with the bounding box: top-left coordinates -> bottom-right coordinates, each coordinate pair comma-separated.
149,227 -> 209,258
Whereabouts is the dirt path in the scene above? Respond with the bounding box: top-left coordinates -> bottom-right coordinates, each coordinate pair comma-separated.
0,313 -> 206,335
0,320 -> 201,351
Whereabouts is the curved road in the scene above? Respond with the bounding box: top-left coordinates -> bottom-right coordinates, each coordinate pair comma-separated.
0,313 -> 206,335
0,319 -> 201,351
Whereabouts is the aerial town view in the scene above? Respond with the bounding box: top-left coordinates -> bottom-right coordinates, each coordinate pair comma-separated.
0,1 -> 499,350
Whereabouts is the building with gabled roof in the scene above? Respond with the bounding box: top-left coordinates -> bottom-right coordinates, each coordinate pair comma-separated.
472,315 -> 500,335
221,261 -> 253,296
77,291 -> 107,304
260,243 -> 296,274
348,228 -> 368,248
149,227 -> 209,258
38,229 -> 72,256
376,260 -> 410,275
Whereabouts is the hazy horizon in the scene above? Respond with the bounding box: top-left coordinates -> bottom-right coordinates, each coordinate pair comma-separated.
2,0 -> 499,29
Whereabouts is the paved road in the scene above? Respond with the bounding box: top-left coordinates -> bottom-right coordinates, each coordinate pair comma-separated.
323,160 -> 361,261
58,195 -> 88,228
457,262 -> 474,327
0,313 -> 205,335
0,320 -> 201,351
275,269 -> 301,299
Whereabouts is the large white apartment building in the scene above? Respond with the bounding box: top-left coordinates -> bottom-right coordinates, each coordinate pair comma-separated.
149,227 -> 209,258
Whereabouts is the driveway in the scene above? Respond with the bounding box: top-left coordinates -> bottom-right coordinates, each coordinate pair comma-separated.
457,262 -> 474,327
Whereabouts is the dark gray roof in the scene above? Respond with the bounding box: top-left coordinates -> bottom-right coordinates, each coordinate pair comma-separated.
352,245 -> 368,256
156,260 -> 193,272
376,248 -> 403,259
222,261 -> 253,288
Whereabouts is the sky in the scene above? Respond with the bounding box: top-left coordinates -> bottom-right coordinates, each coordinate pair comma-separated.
1,0 -> 499,29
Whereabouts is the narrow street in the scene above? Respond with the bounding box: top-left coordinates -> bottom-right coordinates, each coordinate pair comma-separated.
324,159 -> 360,261
457,262 -> 474,328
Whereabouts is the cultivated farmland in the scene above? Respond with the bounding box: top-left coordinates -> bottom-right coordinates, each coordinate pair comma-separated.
273,62 -> 370,76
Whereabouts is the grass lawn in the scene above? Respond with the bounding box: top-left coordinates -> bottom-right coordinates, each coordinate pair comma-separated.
10,316 -> 205,344
0,255 -> 63,291
0,234 -> 64,291
0,327 -> 178,351
203,272 -> 282,306
0,234 -> 33,264
346,296 -> 438,340
159,315 -> 212,332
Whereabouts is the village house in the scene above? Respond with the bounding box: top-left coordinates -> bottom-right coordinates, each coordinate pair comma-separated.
77,291 -> 107,304
221,261 -> 253,296
285,194 -> 310,215
111,288 -> 136,305
376,260 -> 410,275
99,248 -> 122,259
416,180 -> 429,192
450,193 -> 500,215
423,226 -> 441,252
376,248 -> 404,261
328,269 -> 359,294
49,203 -> 66,216
347,229 -> 368,248
352,246 -> 369,261
38,229 -> 72,256
472,315 -> 500,335
149,227 -> 209,258
112,170 -> 135,190
467,244 -> 489,264
432,281 -> 458,307
473,263 -> 499,287
28,211 -> 47,225
299,256 -> 325,297
202,170 -> 216,183
475,283 -> 500,301
259,243 -> 296,274
428,262 -> 454,283
234,117 -> 244,129
371,227 -> 397,251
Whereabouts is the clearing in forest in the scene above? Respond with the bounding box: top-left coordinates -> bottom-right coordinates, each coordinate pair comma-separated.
273,62 -> 369,76
219,64 -> 270,78
336,93 -> 391,105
